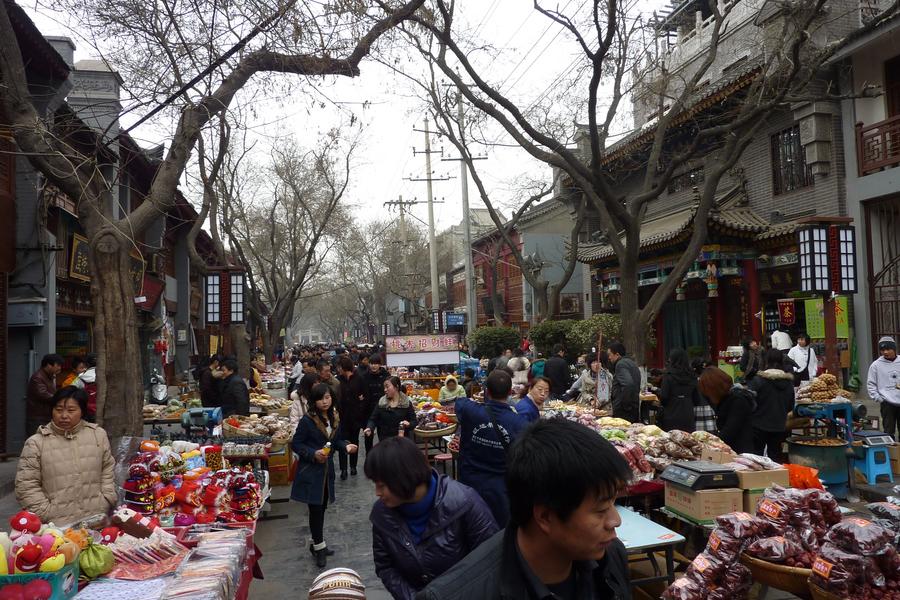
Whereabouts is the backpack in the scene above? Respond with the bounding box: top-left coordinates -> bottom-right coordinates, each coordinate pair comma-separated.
529,359 -> 546,378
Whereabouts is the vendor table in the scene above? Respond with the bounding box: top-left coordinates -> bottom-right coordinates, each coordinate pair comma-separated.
618,506 -> 684,589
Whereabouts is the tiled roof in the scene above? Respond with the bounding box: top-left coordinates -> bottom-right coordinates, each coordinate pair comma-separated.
517,198 -> 570,226
577,185 -> 778,262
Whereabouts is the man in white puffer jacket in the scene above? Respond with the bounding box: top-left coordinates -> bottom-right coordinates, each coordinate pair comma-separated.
867,336 -> 900,440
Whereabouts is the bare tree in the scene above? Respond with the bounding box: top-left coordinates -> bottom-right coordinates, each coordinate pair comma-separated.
0,0 -> 425,436
219,133 -> 354,359
399,0 -> 899,362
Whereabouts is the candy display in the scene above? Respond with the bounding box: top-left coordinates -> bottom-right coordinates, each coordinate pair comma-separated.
794,373 -> 853,403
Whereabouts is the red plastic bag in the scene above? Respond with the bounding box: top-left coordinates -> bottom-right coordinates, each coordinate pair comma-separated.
784,463 -> 824,490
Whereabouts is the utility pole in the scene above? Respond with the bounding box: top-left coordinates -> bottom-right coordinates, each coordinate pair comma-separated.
408,119 -> 452,324
441,94 -> 488,335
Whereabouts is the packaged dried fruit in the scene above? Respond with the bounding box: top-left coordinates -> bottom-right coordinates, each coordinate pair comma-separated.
826,518 -> 895,556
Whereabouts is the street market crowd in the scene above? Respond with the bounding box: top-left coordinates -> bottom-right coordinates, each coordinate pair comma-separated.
12,333 -> 900,599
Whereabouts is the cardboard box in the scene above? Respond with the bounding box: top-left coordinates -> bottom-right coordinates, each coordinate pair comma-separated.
743,489 -> 765,514
664,482 -> 743,524
735,468 -> 790,490
888,444 -> 900,475
0,561 -> 79,599
700,447 -> 737,465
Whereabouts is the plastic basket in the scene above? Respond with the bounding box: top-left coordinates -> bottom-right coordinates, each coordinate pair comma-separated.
739,553 -> 813,599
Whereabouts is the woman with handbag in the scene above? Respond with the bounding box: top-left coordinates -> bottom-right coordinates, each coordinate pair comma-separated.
787,333 -> 817,387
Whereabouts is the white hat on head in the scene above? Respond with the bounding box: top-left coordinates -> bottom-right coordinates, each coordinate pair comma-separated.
308,568 -> 366,600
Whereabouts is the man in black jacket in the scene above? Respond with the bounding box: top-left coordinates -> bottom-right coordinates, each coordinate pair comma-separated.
337,356 -> 368,479
219,358 -> 250,417
417,418 -> 633,600
362,354 -> 389,451
608,342 -> 641,423
543,344 -> 571,400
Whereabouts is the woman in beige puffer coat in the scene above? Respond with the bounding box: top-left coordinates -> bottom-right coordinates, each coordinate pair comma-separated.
15,386 -> 116,526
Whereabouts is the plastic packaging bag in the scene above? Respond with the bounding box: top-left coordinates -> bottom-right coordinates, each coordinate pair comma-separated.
80,539 -> 115,579
705,529 -> 742,563
662,577 -> 706,600
825,518 -> 894,556
714,512 -> 773,539
868,502 -> 900,524
684,552 -> 727,587
745,535 -> 813,567
784,463 -> 824,490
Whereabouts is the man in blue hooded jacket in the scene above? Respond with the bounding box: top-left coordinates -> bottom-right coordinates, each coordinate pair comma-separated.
455,369 -> 527,526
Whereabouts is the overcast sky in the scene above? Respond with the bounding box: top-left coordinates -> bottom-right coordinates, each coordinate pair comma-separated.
22,0 -> 664,232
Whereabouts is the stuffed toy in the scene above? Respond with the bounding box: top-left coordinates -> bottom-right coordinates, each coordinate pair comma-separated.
174,481 -> 201,507
99,527 -> 121,545
8,512 -> 40,541
111,508 -> 159,539
13,542 -> 43,574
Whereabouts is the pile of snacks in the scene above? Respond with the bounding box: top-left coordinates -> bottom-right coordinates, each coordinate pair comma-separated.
810,515 -> 900,599
162,529 -> 251,600
249,391 -> 288,411
223,414 -> 292,440
723,453 -> 782,473
795,373 -> 852,403
415,404 -> 456,431
663,486 -> 843,599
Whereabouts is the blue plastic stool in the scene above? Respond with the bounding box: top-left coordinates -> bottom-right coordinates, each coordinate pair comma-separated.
857,446 -> 894,485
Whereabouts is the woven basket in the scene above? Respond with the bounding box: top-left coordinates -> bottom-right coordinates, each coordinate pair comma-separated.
739,553 -> 813,599
414,423 -> 457,439
270,406 -> 290,417
807,582 -> 845,600
222,420 -> 270,442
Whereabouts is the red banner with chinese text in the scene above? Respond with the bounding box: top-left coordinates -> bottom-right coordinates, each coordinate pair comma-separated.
777,299 -> 796,326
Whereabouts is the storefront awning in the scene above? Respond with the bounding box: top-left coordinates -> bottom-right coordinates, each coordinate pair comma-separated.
578,186 -> 771,263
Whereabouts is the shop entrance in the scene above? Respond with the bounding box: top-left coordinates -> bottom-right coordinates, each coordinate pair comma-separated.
663,299 -> 708,360
866,195 -> 900,350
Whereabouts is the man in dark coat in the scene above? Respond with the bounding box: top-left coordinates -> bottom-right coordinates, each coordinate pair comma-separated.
417,418 -> 633,600
748,350 -> 795,463
608,342 -> 641,423
337,356 -> 367,479
26,354 -> 64,434
219,358 -> 250,417
362,355 -> 389,451
542,344 -> 570,400
455,370 -> 527,526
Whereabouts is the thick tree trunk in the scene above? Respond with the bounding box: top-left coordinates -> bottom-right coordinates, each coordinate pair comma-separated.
230,325 -> 252,380
618,250 -> 651,367
534,280 -> 550,323
89,227 -> 144,437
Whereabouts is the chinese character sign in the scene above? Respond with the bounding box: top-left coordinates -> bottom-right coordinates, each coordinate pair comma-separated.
777,299 -> 796,326
386,335 -> 460,354
805,298 -> 825,339
835,296 -> 849,339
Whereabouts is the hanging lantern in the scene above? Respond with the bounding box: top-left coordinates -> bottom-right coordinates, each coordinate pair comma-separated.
798,225 -> 830,293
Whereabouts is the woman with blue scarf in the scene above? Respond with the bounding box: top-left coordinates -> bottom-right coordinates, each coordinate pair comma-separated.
366,436 -> 498,600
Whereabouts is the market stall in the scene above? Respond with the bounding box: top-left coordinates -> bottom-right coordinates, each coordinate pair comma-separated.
385,334 -> 461,401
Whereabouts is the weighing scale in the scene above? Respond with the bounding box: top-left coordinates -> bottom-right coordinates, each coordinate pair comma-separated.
854,430 -> 895,447
660,460 -> 739,491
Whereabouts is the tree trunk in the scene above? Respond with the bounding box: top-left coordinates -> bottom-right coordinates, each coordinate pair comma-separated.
230,324 -> 252,380
617,247 -> 651,366
89,227 -> 144,437
534,280 -> 550,322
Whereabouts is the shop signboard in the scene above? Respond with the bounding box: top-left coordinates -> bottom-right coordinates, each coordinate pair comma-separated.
387,334 -> 459,353
386,334 -> 460,368
805,298 -> 825,339
835,295 -> 849,339
446,313 -> 465,327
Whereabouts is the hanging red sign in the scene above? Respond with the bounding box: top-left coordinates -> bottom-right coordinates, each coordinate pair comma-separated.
777,299 -> 796,326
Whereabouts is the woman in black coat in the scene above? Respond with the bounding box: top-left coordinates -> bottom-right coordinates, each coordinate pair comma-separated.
658,349 -> 700,432
748,349 -> 795,463
698,367 -> 756,454
364,376 -> 416,441
291,383 -> 359,567
366,436 -> 499,600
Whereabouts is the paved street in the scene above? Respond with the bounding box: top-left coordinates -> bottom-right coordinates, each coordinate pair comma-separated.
251,448 -> 392,599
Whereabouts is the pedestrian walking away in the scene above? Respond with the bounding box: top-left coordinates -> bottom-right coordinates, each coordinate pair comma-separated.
291,383 -> 359,568
336,355 -> 367,479
867,336 -> 900,440
543,344 -> 571,400
657,349 -> 701,433
748,349 -> 795,463
454,369 -> 528,526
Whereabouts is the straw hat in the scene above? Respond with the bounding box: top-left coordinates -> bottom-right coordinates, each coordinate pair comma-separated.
308,568 -> 366,599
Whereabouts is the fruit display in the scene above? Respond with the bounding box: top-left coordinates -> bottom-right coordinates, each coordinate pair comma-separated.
795,373 -> 853,403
